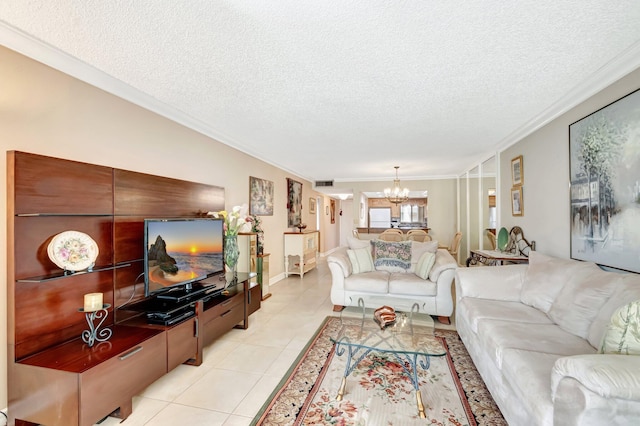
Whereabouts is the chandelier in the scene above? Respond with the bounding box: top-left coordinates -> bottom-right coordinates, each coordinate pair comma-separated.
384,166 -> 409,205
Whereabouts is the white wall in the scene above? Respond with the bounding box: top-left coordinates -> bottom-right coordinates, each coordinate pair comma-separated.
500,67 -> 640,258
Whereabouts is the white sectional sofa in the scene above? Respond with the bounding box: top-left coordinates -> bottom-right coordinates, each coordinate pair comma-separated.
455,251 -> 640,426
328,240 -> 458,323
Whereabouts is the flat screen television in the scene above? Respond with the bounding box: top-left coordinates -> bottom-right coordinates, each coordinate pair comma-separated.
144,218 -> 225,297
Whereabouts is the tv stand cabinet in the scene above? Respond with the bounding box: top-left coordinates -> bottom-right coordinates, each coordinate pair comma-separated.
121,274 -> 257,369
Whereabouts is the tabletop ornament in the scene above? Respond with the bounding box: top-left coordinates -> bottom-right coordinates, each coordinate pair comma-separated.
79,292 -> 112,347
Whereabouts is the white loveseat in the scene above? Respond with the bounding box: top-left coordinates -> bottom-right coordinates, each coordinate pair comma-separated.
455,251 -> 640,426
328,242 -> 458,323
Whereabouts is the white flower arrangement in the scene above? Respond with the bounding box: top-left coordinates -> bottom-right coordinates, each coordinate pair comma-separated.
208,204 -> 252,236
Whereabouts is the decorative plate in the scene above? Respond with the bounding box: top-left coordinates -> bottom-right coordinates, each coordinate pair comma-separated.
497,227 -> 509,251
47,231 -> 99,271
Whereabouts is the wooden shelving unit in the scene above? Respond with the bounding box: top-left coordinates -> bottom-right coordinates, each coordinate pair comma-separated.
7,151 -> 258,426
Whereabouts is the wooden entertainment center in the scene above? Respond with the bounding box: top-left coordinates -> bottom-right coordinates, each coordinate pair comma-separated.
7,151 -> 260,426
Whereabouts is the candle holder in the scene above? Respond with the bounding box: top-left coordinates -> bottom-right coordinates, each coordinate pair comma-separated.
78,304 -> 112,347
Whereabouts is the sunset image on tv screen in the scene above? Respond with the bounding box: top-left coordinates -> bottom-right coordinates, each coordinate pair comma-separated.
146,219 -> 224,290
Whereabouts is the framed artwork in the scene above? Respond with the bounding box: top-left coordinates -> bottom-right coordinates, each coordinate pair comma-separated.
511,155 -> 523,186
511,187 -> 523,216
249,176 -> 274,216
309,197 -> 316,214
330,199 -> 336,224
569,87 -> 640,273
286,178 -> 303,227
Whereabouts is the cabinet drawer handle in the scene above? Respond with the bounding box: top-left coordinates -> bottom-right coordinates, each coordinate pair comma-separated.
119,346 -> 143,360
221,309 -> 232,317
222,299 -> 233,306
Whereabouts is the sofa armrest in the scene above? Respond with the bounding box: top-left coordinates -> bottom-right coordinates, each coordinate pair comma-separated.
551,354 -> 640,425
327,251 -> 353,287
454,264 -> 527,303
434,267 -> 456,317
552,354 -> 640,401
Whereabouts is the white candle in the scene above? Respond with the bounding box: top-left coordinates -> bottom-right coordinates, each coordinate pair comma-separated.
84,293 -> 103,312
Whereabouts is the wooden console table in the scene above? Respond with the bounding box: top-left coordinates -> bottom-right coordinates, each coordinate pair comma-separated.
284,230 -> 319,277
466,249 -> 529,267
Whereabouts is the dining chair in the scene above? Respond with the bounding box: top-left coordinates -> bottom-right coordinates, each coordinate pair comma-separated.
406,229 -> 430,242
448,232 -> 462,257
487,231 -> 497,250
379,229 -> 404,241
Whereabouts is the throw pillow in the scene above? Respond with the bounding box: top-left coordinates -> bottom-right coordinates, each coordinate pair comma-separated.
415,251 -> 436,280
347,236 -> 371,250
347,247 -> 374,274
372,239 -> 412,272
409,240 -> 439,272
520,251 -> 594,313
600,299 -> 640,355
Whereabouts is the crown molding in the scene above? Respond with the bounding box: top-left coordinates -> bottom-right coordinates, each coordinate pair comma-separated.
0,22 -> 313,181
494,39 -> 640,153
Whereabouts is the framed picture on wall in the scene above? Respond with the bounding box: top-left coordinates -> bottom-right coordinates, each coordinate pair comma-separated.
249,176 -> 274,216
511,187 -> 523,216
330,199 -> 336,224
569,87 -> 640,273
286,178 -> 303,227
309,197 -> 316,214
511,155 -> 523,186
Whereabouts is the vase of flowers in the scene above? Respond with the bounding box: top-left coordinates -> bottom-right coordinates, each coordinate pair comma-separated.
224,233 -> 240,277
208,204 -> 251,280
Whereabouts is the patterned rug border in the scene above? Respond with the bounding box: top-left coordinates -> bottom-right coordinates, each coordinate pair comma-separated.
251,316 -> 505,425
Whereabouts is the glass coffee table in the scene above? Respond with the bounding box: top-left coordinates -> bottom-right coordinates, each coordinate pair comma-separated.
331,298 -> 446,418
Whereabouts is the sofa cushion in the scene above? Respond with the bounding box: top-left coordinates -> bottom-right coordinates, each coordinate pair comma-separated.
589,273 -> 640,348
408,240 -> 439,272
520,251 -> 594,313
599,299 -> 640,355
501,349 -> 559,425
548,263 -> 622,339
477,320 -> 596,369
372,240 -> 412,272
457,298 -> 553,333
347,247 -> 374,274
415,251 -> 436,280
428,249 -> 457,282
388,273 -> 438,296
343,271 -> 389,294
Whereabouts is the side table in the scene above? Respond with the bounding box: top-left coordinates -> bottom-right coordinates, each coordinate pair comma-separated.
258,253 -> 271,300
466,249 -> 529,267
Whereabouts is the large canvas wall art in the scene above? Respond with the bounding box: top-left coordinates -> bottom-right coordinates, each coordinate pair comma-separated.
569,88 -> 640,273
249,176 -> 274,216
287,178 -> 303,227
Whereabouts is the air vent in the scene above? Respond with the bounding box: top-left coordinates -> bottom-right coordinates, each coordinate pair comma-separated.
314,180 -> 334,187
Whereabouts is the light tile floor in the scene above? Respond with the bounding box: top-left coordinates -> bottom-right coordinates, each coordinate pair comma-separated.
98,257 -> 455,426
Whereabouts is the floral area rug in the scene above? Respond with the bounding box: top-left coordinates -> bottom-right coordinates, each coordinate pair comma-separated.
252,316 -> 506,426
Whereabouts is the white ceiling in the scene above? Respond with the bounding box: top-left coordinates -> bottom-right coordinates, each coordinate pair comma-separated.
2,1 -> 640,186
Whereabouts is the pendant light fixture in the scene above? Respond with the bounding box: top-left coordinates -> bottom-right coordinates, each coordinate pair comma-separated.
384,166 -> 409,205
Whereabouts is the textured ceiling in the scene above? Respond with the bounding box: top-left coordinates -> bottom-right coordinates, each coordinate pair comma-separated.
2,1 -> 640,186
